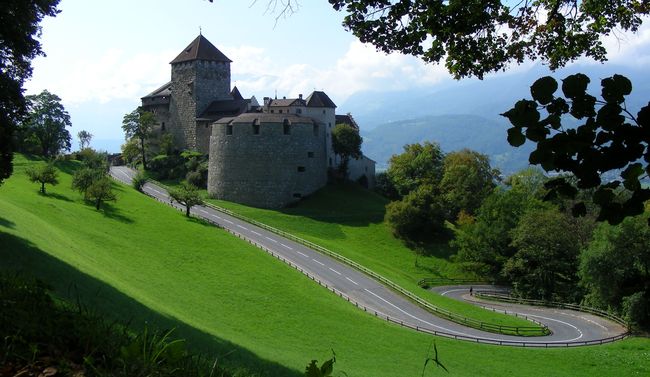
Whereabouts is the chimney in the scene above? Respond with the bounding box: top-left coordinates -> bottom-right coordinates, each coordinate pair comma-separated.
299,94 -> 303,100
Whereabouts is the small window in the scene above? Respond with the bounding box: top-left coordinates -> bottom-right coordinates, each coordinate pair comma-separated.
226,124 -> 233,135
329,158 -> 332,166
322,110 -> 326,114
283,119 -> 291,135
161,122 -> 166,131
328,122 -> 331,128
297,166 -> 306,172
205,124 -> 209,128
296,108 -> 302,114
307,152 -> 314,158
293,193 -> 302,198
313,124 -> 319,136
271,110 -> 274,113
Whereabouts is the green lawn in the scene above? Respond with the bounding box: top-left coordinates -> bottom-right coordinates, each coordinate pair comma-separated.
205,183 -> 536,329
1,155 -> 648,377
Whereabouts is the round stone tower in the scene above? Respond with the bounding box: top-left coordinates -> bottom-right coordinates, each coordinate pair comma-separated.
208,113 -> 327,208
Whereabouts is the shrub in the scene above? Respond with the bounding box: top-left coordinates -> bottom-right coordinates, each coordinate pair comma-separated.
132,171 -> 148,192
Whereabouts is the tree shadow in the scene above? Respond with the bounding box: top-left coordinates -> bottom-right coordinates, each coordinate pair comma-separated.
0,231 -> 301,377
98,202 -> 133,224
46,192 -> 73,202
0,217 -> 15,229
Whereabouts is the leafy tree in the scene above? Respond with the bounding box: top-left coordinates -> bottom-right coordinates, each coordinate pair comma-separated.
0,0 -> 61,185
72,167 -> 104,199
331,123 -> 362,178
132,171 -> 148,192
25,162 -> 58,194
18,90 -> 71,158
77,130 -> 93,150
439,149 -> 498,219
385,184 -> 446,248
121,137 -> 141,167
505,207 -> 582,301
580,214 -> 650,327
86,176 -> 116,210
503,73 -> 650,225
386,141 -> 444,198
503,167 -> 547,197
122,108 -> 155,170
453,177 -> 542,280
373,171 -> 399,200
328,0 -> 649,79
169,183 -> 203,217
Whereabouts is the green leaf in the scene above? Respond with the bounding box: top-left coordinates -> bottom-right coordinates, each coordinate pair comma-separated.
593,186 -> 615,206
530,76 -> 558,105
305,360 -> 321,377
507,127 -> 526,147
502,100 -> 539,127
622,163 -> 644,191
525,125 -> 549,142
601,74 -> 632,104
562,73 -> 590,99
320,358 -> 334,376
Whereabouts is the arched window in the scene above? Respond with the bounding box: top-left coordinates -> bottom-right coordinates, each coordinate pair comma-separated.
313,124 -> 319,136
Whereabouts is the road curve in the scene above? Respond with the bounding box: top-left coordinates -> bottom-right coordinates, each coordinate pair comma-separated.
109,166 -> 627,347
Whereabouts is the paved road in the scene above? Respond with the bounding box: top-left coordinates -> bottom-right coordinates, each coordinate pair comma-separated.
110,166 -> 627,347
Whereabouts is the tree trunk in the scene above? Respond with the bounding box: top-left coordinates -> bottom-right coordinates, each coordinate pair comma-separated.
40,181 -> 46,194
95,198 -> 101,210
185,205 -> 190,217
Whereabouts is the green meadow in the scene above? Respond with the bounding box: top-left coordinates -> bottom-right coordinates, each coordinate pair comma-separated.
1,155 -> 648,376
206,184 -> 535,328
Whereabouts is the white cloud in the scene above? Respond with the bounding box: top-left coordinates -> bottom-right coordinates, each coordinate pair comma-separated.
26,48 -> 176,106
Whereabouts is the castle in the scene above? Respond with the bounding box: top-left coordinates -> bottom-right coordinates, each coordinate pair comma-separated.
141,35 -> 375,208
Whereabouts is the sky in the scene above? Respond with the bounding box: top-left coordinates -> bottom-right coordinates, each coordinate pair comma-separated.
25,0 -> 650,151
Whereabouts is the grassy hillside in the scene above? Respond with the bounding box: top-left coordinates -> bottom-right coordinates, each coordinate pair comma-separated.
1,155 -> 648,377
205,183 -> 538,328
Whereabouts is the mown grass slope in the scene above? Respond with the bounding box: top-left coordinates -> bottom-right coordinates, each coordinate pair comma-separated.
206,183 -> 533,327
1,155 -> 648,377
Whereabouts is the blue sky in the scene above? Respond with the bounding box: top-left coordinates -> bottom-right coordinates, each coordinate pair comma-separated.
25,0 -> 650,151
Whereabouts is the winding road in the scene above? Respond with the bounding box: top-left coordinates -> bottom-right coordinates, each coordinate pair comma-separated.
110,166 -> 627,347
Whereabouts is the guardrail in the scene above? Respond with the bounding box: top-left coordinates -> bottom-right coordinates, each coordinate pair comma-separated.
475,291 -> 630,329
199,202 -> 549,337
113,172 -> 549,337
107,171 -> 634,346
418,278 -> 491,288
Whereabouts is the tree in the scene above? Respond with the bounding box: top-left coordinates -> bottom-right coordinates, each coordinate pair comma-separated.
86,177 -> 116,210
72,167 -> 104,198
328,0 -> 650,79
385,184 -> 446,248
77,130 -> 93,150
169,183 -> 203,217
0,0 -> 61,185
25,162 -> 58,194
386,141 -> 444,198
18,90 -> 71,158
503,73 -> 650,225
331,123 -> 362,178
453,174 -> 543,280
580,214 -> 650,327
121,137 -> 141,167
439,149 -> 499,219
122,108 -> 155,170
505,207 -> 582,301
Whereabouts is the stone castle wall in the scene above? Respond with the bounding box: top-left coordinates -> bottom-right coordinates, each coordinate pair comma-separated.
169,60 -> 230,150
208,115 -> 327,208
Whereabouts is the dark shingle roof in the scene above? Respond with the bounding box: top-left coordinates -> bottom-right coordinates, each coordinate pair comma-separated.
335,114 -> 359,130
199,99 -> 249,120
170,35 -> 232,64
142,81 -> 172,99
268,98 -> 304,107
230,86 -> 244,101
305,91 -> 336,108
215,113 -> 316,125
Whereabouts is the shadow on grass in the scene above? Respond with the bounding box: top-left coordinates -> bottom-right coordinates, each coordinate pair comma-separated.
99,202 -> 134,224
0,217 -> 15,228
0,231 -> 301,377
45,192 -> 73,202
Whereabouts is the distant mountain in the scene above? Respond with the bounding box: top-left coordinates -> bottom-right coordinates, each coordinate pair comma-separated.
348,63 -> 649,174
343,63 -> 650,130
361,114 -> 536,174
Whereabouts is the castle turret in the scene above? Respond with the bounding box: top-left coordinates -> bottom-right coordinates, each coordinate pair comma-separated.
169,35 -> 232,150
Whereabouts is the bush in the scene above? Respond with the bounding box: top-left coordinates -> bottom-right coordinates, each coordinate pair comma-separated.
148,154 -> 186,180
186,170 -> 205,188
132,171 -> 148,192
622,291 -> 649,329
